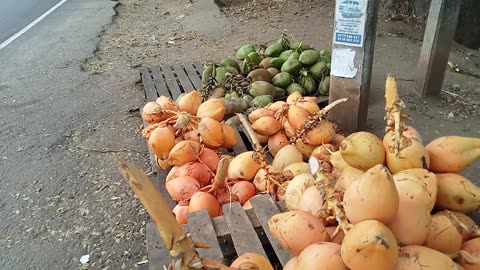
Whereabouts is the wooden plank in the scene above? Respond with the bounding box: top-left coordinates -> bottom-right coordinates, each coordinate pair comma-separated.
327,0 -> 380,133
250,195 -> 294,266
415,0 -> 462,97
150,66 -> 172,99
184,63 -> 203,90
161,64 -> 183,98
146,222 -> 171,270
172,63 -> 195,93
222,202 -> 267,257
157,168 -> 176,210
276,200 -> 288,213
141,66 -> 157,102
232,128 -> 248,155
186,210 -> 224,263
192,61 -> 205,75
148,152 -> 160,190
211,215 -> 230,237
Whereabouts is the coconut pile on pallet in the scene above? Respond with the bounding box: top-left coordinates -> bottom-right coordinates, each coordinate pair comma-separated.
199,34 -> 332,121
129,43 -> 480,269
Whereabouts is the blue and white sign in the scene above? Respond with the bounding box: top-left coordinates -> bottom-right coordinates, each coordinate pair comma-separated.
334,0 -> 367,47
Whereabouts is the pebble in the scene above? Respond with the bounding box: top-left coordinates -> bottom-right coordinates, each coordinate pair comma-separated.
447,112 -> 455,119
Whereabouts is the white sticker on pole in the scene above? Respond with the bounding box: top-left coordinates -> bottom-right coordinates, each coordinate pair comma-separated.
331,48 -> 358,78
334,0 -> 367,47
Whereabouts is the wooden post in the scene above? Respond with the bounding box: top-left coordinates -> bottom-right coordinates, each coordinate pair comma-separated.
415,0 -> 462,97
327,0 -> 380,133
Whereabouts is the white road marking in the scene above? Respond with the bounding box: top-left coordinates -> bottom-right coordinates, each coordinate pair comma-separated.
0,0 -> 69,50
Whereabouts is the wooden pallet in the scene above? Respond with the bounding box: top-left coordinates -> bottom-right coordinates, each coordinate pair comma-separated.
147,195 -> 292,269
140,62 -> 256,200
140,63 -> 264,269
139,62 -> 328,269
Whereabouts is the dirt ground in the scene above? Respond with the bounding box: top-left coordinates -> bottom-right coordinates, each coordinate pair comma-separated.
82,0 -> 479,268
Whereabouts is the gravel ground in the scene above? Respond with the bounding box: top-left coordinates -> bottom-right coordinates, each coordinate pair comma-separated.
79,0 -> 480,268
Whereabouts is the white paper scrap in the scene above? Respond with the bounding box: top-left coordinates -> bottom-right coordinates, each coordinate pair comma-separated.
330,48 -> 358,78
80,255 -> 90,264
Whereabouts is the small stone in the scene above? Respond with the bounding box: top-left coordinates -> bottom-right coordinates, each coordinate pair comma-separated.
447,112 -> 455,119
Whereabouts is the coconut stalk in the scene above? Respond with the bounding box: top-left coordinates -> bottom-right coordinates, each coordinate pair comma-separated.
448,250 -> 480,265
447,210 -> 480,237
113,155 -> 233,270
309,156 -> 352,236
384,74 -> 412,155
237,113 -> 288,198
290,97 -> 349,144
200,158 -> 240,205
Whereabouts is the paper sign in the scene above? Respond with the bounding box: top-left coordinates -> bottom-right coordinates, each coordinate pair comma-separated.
330,48 -> 358,78
334,0 -> 367,47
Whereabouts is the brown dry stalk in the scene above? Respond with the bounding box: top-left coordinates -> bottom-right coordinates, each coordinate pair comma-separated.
142,110 -> 200,139
113,155 -> 232,270
384,74 -> 412,155
236,113 -> 288,196
384,74 -> 399,123
310,157 -> 352,234
290,98 -> 349,144
447,210 -> 480,237
448,250 -> 480,265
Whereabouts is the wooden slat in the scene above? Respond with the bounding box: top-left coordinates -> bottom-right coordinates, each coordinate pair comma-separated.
186,210 -> 224,263
172,64 -> 195,93
250,195 -> 294,266
157,168 -> 176,210
148,152 -> 160,189
222,202 -> 267,257
183,63 -> 203,90
146,222 -> 171,270
192,61 -> 205,75
142,66 -> 157,102
276,200 -> 288,212
211,215 -> 229,237
150,66 -> 172,99
161,64 -> 183,98
232,128 -> 248,155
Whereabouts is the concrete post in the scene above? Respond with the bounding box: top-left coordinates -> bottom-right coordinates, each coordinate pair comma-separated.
327,0 -> 380,133
415,0 -> 462,97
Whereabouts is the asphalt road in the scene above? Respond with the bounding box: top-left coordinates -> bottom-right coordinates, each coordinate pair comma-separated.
0,0 -> 63,44
0,0 -> 144,268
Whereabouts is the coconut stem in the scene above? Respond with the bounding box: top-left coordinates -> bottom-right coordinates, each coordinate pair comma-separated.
447,210 -> 480,237
311,157 -> 352,234
331,225 -> 342,239
449,250 -> 480,265
384,74 -> 412,156
237,113 -> 286,197
290,97 -> 348,144
385,74 -> 398,122
391,107 -> 404,156
114,155 -> 204,270
213,158 -> 229,189
237,113 -> 262,150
